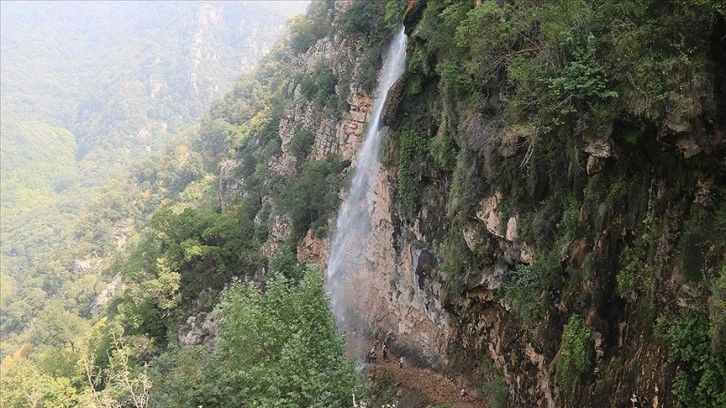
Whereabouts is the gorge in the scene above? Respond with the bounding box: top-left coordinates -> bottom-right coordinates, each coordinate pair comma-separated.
1,1 -> 724,407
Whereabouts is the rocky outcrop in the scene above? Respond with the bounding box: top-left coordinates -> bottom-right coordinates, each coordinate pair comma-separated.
177,311 -> 218,346
91,274 -> 123,316
358,167 -> 450,366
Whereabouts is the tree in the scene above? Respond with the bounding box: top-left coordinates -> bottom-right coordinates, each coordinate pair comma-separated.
79,318 -> 153,408
216,267 -> 364,407
0,345 -> 80,408
31,301 -> 90,352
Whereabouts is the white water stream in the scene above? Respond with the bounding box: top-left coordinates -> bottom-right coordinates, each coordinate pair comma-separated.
325,28 -> 407,323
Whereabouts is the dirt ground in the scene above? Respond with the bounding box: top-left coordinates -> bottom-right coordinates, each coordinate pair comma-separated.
349,336 -> 485,407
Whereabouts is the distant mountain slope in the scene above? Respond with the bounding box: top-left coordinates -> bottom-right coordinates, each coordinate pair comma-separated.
0,1 -> 308,351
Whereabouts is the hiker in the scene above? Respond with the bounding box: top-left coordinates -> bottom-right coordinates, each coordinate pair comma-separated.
460,387 -> 468,399
399,356 -> 404,368
382,344 -> 388,361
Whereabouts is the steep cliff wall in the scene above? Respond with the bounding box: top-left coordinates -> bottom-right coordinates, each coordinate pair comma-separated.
387,1 -> 726,406
216,1 -> 725,406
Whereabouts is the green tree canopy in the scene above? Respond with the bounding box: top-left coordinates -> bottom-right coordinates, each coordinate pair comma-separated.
216,268 -> 364,407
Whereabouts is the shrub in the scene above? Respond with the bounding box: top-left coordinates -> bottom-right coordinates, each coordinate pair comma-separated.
395,128 -> 430,213
278,157 -> 348,243
616,245 -> 639,300
289,127 -> 316,161
657,311 -> 726,408
299,64 -> 339,111
547,31 -> 617,102
502,264 -> 542,325
711,264 -> 726,357
340,0 -> 387,45
556,314 -> 593,394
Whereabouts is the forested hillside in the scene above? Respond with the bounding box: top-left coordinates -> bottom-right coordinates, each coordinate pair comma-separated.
0,0 -> 307,395
2,0 -> 725,407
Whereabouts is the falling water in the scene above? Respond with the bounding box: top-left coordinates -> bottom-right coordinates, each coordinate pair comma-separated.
326,28 -> 407,323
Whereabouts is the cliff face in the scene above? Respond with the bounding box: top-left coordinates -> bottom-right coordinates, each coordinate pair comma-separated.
218,1 -> 726,406
218,0 -> 452,366
388,2 -> 726,406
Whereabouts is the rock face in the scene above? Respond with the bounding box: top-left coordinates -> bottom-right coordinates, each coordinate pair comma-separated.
217,1 -> 726,406
338,165 -> 450,366
219,0 -> 452,368
177,311 -> 218,346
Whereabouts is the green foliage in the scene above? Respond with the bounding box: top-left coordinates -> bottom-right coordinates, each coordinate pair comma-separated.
79,319 -> 154,408
595,0 -> 721,120
711,264 -> 726,357
31,301 -> 90,351
111,207 -> 263,340
340,0 -> 387,46
357,52 -> 381,94
547,32 -> 617,101
429,131 -> 459,173
436,59 -> 474,99
0,351 -> 81,408
290,127 -> 316,161
217,269 -> 364,407
502,264 -> 542,325
0,1 -> 303,355
421,0 -> 720,142
270,245 -> 305,282
678,202 -> 726,282
278,157 -> 348,243
556,314 -> 593,394
0,120 -> 78,215
616,245 -> 639,300
385,0 -> 408,32
481,373 -> 509,408
300,63 -> 340,112
656,311 -> 726,408
148,344 -> 226,407
396,128 -> 430,213
286,2 -> 331,54
200,118 -> 243,161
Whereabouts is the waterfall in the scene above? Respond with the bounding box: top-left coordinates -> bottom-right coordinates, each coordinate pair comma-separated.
326,28 -> 407,323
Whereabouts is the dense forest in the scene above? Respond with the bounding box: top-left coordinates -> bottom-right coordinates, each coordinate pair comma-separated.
2,0 -> 725,407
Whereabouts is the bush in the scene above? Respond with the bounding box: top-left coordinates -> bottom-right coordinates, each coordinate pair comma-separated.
711,264 -> 726,357
286,2 -> 331,54
556,314 -> 593,395
395,128 -> 430,213
482,374 -> 509,408
502,264 -> 542,325
289,127 -> 316,161
278,157 -> 348,243
217,269 -> 364,407
340,0 -> 387,45
616,245 -> 639,300
657,311 -> 726,408
299,64 -> 339,111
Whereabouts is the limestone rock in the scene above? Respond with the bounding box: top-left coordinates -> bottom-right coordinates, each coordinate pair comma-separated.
177,311 -> 218,346
476,191 -> 504,238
